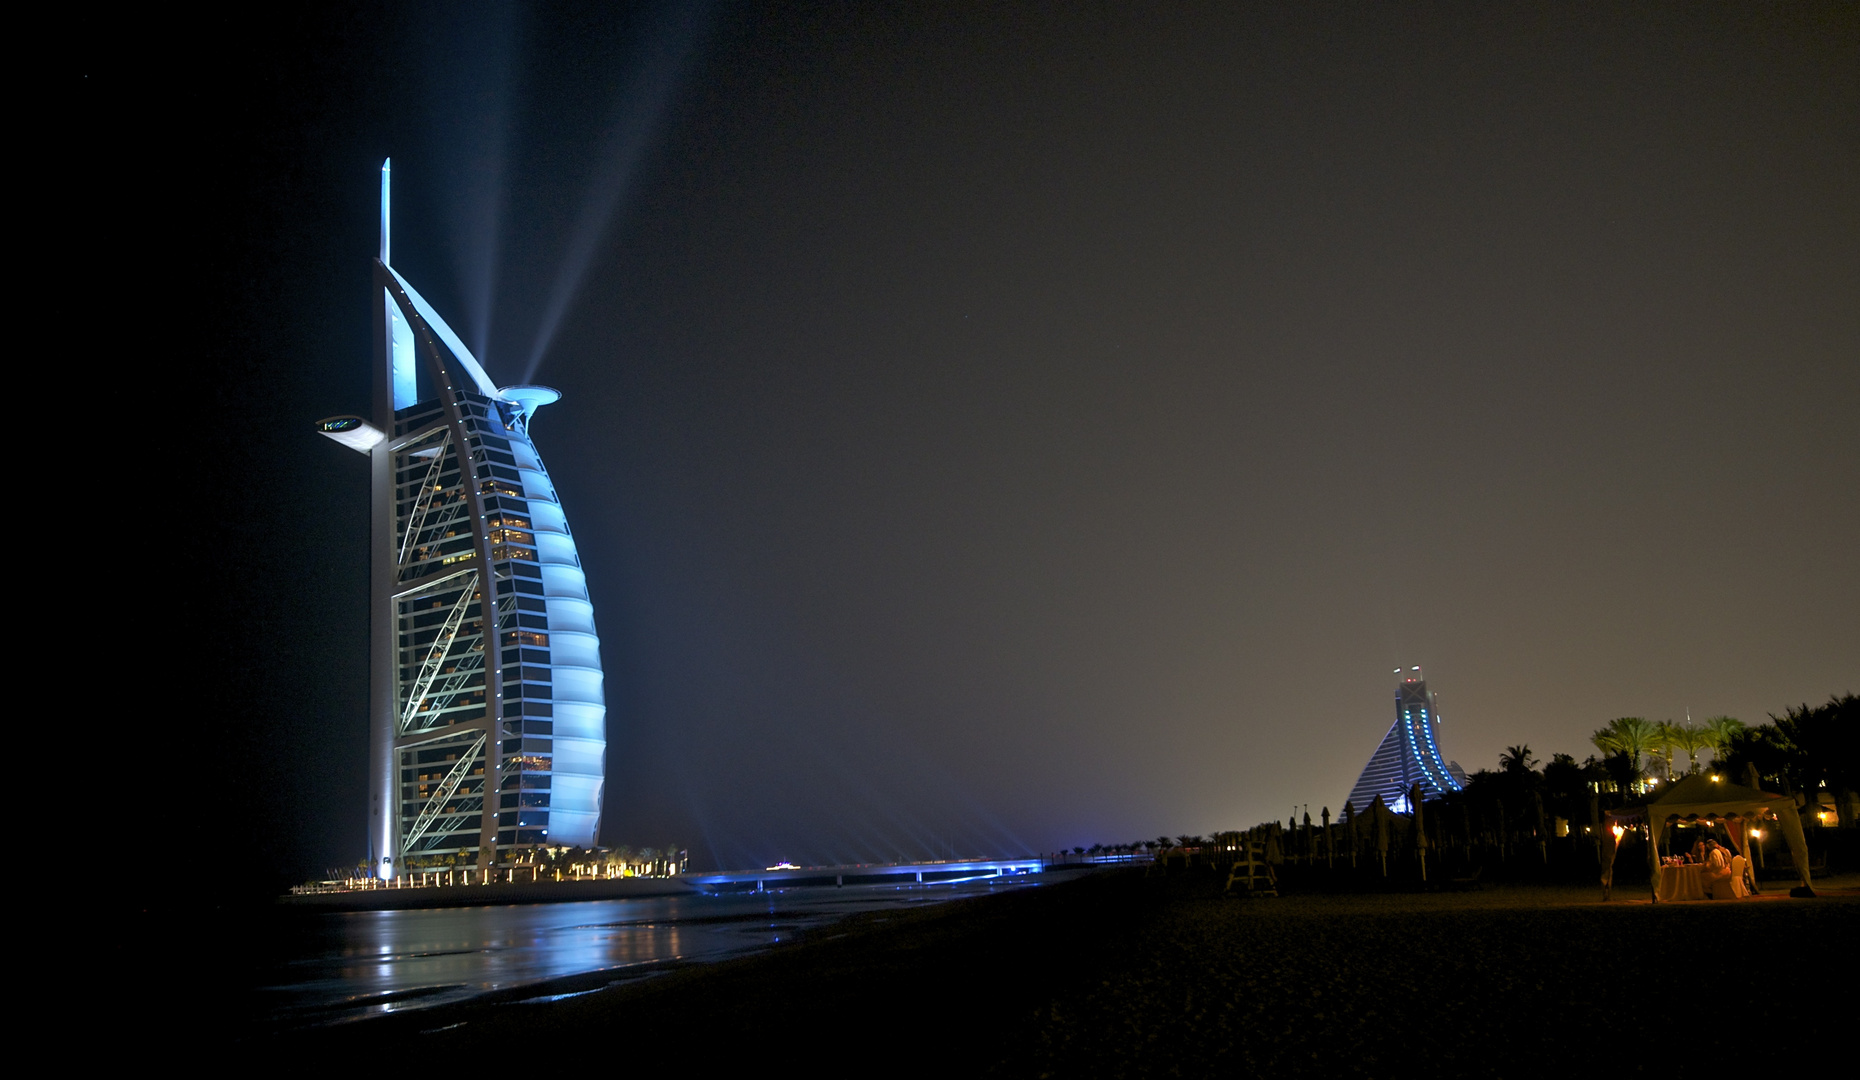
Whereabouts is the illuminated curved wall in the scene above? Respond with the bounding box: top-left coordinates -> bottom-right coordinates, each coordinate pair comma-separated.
1345,677 -> 1464,814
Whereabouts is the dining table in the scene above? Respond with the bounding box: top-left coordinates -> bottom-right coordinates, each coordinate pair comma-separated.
1657,862 -> 1706,901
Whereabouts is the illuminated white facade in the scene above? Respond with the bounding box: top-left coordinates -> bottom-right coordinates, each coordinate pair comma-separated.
318,161 -> 605,878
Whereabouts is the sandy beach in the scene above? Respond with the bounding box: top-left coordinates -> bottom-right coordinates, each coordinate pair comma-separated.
263,868 -> 1858,1074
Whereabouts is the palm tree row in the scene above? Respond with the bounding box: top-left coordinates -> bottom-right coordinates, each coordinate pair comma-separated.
1590,715 -> 1746,784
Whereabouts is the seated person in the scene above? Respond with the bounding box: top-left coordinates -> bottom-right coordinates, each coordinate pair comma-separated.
1701,839 -> 1734,891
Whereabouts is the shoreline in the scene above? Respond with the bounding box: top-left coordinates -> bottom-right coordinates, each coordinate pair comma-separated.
257,868 -> 1860,1072
277,874 -> 699,910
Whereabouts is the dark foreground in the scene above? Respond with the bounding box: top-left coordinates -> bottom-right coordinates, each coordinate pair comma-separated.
250,870 -> 1856,1075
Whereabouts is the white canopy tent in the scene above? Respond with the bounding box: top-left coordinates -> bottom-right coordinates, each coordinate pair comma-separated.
1602,774 -> 1813,900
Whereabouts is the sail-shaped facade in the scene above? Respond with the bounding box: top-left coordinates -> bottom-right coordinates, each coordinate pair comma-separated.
1345,674 -> 1465,814
317,161 -> 605,879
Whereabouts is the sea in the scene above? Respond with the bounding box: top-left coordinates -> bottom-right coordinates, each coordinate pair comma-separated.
149,878 -> 1044,1036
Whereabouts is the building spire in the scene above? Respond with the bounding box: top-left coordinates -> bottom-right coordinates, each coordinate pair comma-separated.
379,158 -> 392,265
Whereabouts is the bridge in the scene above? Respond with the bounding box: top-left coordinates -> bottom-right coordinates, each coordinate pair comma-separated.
682,858 -> 1050,893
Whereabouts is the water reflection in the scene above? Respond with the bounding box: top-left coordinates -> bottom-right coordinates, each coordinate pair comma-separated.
262,880 -> 1034,1028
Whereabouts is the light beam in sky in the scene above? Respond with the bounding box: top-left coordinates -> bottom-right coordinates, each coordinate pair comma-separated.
432,3 -> 519,368
521,1 -> 713,384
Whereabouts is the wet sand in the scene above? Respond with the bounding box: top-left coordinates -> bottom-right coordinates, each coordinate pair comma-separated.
268,869 -> 1859,1074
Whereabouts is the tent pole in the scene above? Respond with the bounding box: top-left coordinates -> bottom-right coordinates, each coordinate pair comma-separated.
1647,822 -> 1660,903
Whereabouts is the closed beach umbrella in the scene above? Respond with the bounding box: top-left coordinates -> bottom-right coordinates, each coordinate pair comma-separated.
1410,782 -> 1428,882
1372,796 -> 1391,877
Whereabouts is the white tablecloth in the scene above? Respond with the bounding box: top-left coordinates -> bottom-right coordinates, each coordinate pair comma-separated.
1657,863 -> 1706,901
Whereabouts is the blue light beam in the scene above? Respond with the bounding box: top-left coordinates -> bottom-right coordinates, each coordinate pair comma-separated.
521,2 -> 714,384
426,2 -> 521,369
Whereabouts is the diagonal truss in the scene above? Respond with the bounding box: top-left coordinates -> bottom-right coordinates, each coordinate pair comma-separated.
396,429 -> 453,567
401,571 -> 479,734
402,731 -> 487,850
406,496 -> 472,570
410,593 -> 514,734
419,649 -> 483,715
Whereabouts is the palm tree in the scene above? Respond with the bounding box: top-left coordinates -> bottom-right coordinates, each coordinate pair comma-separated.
1499,744 -> 1538,773
1671,723 -> 1710,775
1652,720 -> 1681,781
1592,717 -> 1657,788
1702,716 -> 1746,764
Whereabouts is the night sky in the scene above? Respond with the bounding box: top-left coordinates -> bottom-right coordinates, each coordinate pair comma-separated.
110,2 -> 1856,884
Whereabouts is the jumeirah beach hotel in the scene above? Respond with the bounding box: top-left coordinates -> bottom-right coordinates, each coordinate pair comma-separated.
1346,671 -> 1467,815
318,161 -> 606,879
